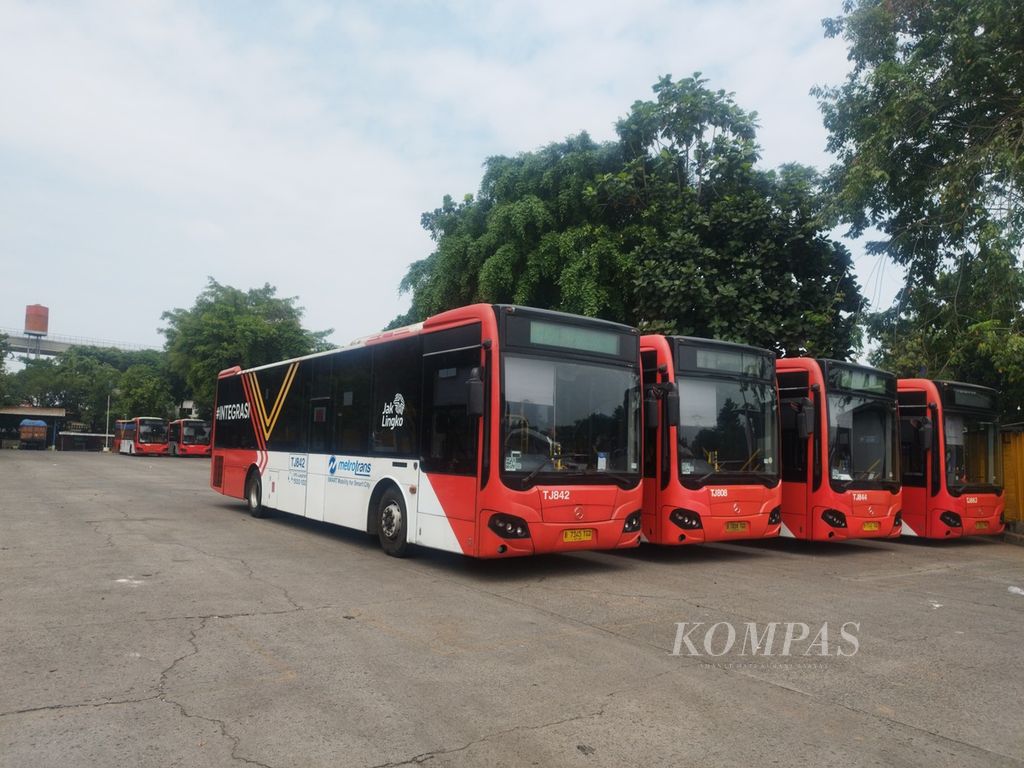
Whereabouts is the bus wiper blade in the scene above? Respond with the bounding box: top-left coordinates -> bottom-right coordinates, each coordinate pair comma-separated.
583,468 -> 633,485
521,458 -> 554,488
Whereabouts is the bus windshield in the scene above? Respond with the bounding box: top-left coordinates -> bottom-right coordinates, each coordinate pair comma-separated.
944,410 -> 1002,491
501,354 -> 640,487
183,421 -> 211,445
138,420 -> 167,444
827,393 -> 898,489
676,377 -> 777,485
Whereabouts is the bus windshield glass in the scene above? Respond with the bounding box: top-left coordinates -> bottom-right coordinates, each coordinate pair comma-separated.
944,410 -> 1002,491
676,377 -> 777,484
827,393 -> 898,489
501,354 -> 640,487
138,420 -> 167,444
183,421 -> 211,445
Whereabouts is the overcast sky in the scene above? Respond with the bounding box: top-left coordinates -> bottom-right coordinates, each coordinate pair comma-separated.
0,0 -> 898,351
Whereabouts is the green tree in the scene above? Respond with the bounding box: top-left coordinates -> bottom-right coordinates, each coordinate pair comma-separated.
116,364 -> 175,420
816,0 -> 1024,413
396,75 -> 864,358
161,278 -> 332,413
604,76 -> 862,355
9,358 -> 61,408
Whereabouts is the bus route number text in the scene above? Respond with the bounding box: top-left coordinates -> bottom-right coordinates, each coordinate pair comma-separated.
542,490 -> 571,501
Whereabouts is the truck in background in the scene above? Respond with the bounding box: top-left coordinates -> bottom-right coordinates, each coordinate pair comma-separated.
18,419 -> 48,450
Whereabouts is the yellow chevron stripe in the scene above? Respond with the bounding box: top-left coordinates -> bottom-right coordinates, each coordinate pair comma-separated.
247,363 -> 299,442
265,363 -> 298,437
246,372 -> 270,435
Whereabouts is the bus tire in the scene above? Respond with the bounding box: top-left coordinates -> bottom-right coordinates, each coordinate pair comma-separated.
376,488 -> 409,557
246,471 -> 268,518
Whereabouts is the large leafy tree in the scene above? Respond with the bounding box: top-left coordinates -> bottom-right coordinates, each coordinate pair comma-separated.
396,75 -> 863,358
116,364 -> 175,420
7,347 -> 160,431
603,76 -> 862,354
161,278 -> 332,413
815,0 -> 1024,414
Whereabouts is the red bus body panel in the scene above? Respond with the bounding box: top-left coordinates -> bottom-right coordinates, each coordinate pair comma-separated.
777,358 -> 901,541
639,335 -> 781,545
898,379 -> 1005,538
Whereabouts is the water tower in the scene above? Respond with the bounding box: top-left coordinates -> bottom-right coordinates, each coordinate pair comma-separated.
24,304 -> 49,356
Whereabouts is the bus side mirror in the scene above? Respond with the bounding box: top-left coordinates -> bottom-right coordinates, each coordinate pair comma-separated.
665,383 -> 680,428
919,418 -> 933,451
467,368 -> 485,417
797,398 -> 815,440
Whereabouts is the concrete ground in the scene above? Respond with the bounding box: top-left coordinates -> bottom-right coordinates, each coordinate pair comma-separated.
1,451 -> 1022,768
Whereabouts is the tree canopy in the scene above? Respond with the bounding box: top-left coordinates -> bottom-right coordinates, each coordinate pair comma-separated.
161,278 -> 332,413
395,75 -> 864,358
816,0 -> 1024,414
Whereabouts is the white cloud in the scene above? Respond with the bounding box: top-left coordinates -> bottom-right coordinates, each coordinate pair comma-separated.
0,0 -> 896,354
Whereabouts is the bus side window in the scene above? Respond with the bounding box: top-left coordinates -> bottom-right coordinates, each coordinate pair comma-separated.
641,350 -> 658,479
421,346 -> 480,475
371,337 -> 422,457
332,347 -> 371,456
778,370 -> 809,483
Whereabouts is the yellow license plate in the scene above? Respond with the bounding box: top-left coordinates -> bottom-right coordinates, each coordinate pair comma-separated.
562,529 -> 594,543
862,521 -> 880,531
975,520 -> 989,530
725,521 -> 749,533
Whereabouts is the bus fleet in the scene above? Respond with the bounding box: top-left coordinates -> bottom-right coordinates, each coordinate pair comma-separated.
198,303 -> 1005,557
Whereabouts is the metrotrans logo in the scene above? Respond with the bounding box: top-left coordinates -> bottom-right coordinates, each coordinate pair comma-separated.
328,456 -> 372,477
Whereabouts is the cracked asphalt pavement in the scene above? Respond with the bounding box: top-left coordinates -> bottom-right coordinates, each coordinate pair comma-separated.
2,452 -> 1023,767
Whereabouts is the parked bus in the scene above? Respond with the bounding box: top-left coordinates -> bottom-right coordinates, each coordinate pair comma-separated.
112,419 -> 130,453
776,358 -> 902,540
640,335 -> 781,544
168,418 -> 212,457
115,417 -> 169,456
210,304 -> 644,558
897,379 -> 1004,537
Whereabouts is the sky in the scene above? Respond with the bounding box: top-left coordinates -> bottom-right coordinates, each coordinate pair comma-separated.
0,0 -> 898,351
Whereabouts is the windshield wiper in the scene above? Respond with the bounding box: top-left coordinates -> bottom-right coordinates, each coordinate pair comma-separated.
520,457 -> 555,488
583,467 -> 633,486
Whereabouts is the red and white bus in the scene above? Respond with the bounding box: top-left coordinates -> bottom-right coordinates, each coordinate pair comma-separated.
897,379 -> 1004,538
210,304 -> 644,558
115,417 -> 169,456
776,358 -> 902,541
168,418 -> 212,457
640,335 -> 781,544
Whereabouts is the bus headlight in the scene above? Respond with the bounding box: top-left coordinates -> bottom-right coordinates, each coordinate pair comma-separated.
669,509 -> 703,530
893,511 -> 902,527
768,506 -> 782,525
622,511 -> 642,533
821,509 -> 847,529
940,511 -> 962,528
488,513 -> 531,539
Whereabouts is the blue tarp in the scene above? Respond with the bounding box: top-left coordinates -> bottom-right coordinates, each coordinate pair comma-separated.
19,419 -> 48,427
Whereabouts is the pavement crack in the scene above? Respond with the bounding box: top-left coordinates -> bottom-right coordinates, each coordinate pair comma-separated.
167,541 -> 302,611
367,706 -> 608,768
0,695 -> 159,718
156,617 -> 278,768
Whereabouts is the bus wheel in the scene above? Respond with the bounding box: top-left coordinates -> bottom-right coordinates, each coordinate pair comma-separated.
246,471 -> 267,518
377,489 -> 408,557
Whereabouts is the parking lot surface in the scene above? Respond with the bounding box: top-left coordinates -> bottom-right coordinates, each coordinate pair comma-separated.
1,451 -> 1022,767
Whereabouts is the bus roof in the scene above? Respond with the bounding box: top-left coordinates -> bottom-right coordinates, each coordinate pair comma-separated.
226,304 -> 639,377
